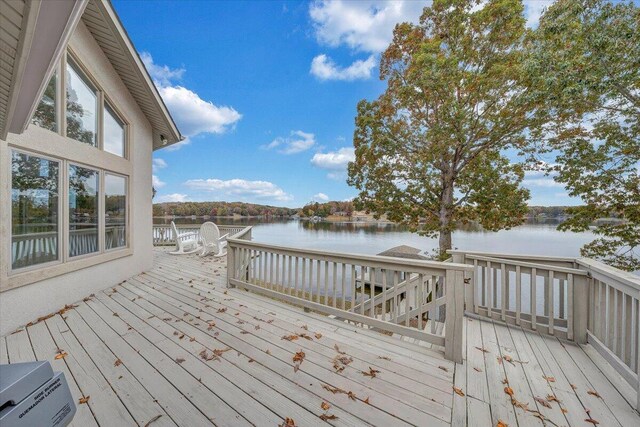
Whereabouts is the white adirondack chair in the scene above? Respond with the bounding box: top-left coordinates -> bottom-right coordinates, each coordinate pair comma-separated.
169,221 -> 201,255
199,222 -> 228,257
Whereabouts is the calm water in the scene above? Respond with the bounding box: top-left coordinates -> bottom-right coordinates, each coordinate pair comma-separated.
156,217 -> 595,259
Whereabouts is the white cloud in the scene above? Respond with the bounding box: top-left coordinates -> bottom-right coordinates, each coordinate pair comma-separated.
313,192 -> 330,201
264,130 -> 316,154
152,158 -> 167,171
310,54 -> 376,81
311,147 -> 355,170
140,52 -> 185,86
184,178 -> 293,201
524,0 -> 554,28
164,136 -> 192,152
311,147 -> 355,180
152,175 -> 166,189
523,178 -> 563,188
141,53 -> 242,149
156,193 -> 188,203
309,0 -> 428,53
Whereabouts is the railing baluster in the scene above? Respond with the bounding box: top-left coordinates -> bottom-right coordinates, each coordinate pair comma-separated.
567,273 -> 574,341
515,265 -> 521,326
324,261 -> 329,306
417,273 -> 423,330
531,267 -> 537,330
392,271 -> 399,323
340,264 -> 346,310
487,261 -> 493,317
501,263 -> 507,321
548,270 -> 555,335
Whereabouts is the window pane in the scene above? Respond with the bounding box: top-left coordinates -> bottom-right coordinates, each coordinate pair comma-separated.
66,61 -> 97,146
69,165 -> 99,257
105,174 -> 126,249
32,74 -> 57,132
11,151 -> 59,269
104,105 -> 125,157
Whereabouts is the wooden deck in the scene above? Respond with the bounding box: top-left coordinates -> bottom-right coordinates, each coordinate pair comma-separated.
1,248 -> 638,426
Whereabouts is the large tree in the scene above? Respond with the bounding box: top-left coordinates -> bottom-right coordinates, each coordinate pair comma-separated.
348,0 -> 536,258
525,0 -> 639,271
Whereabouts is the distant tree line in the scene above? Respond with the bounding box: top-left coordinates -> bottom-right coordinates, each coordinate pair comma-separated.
153,201 -> 297,218
299,201 -> 355,218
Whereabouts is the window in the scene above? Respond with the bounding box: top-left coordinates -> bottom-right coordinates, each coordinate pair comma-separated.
104,104 -> 125,157
68,165 -> 99,257
105,174 -> 126,250
66,60 -> 97,146
11,151 -> 60,269
32,74 -> 57,132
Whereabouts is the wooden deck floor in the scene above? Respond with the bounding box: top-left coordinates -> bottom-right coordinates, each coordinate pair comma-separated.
1,248 -> 638,426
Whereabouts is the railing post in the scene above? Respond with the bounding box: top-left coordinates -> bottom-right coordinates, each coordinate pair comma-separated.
572,273 -> 589,344
444,268 -> 464,363
227,243 -> 236,288
452,253 -> 473,313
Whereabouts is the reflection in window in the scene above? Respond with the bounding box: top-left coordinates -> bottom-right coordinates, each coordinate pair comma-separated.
104,104 -> 125,157
66,61 -> 97,146
105,174 -> 126,250
69,165 -> 99,257
11,152 -> 59,269
32,74 -> 57,132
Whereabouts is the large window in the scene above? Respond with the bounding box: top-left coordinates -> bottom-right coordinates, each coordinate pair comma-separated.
104,104 -> 125,157
68,165 -> 99,257
105,174 -> 127,250
11,152 -> 59,269
66,60 -> 97,146
31,74 -> 57,132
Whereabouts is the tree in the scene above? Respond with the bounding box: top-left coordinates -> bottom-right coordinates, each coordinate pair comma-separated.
348,0 -> 534,257
525,0 -> 639,270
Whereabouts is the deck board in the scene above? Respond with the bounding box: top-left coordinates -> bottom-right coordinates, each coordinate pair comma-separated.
2,247 -> 638,427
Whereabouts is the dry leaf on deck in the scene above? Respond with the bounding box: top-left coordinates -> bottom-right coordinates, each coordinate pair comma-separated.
282,334 -> 299,341
534,396 -> 552,409
584,409 -> 599,425
314,332 -> 322,339
453,386 -> 465,397
377,356 -> 391,361
78,396 -> 90,404
293,350 -> 305,364
473,367 -> 483,372
114,359 -> 122,367
279,417 -> 296,427
321,401 -> 331,410
542,376 -> 556,383
364,396 -> 370,405
497,420 -> 508,427
438,366 -> 448,372
475,346 -> 489,353
334,344 -> 346,354
213,348 -> 231,357
175,358 -> 185,364
362,367 -> 380,378
504,386 -> 514,397
347,391 -> 357,401
54,352 -> 68,360
587,390 -> 601,398
546,395 -> 560,403
320,414 -> 338,421
322,384 -> 344,394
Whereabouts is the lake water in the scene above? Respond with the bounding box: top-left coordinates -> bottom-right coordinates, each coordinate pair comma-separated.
156,217 -> 596,259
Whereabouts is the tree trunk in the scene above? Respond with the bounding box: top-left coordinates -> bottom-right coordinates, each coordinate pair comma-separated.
438,174 -> 455,260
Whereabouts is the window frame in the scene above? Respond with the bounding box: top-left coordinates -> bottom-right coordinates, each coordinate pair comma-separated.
104,172 -> 129,252
3,49 -> 135,292
9,148 -> 64,273
64,55 -> 100,148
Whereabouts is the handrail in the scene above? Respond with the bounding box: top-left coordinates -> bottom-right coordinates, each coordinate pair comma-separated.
228,234 -> 468,362
450,248 -> 640,407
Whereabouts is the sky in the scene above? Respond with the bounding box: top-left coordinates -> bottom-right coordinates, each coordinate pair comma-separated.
112,0 -> 579,208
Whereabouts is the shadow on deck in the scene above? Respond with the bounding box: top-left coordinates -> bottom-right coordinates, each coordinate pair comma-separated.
1,248 -> 638,426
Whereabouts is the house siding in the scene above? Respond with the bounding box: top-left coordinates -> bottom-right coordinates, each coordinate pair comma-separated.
0,20 -> 154,335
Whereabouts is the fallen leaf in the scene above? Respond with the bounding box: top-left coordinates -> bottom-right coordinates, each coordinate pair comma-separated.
546,395 -> 560,403
282,334 -> 299,341
364,396 -> 370,405
362,367 -> 381,378
279,417 -> 296,427
175,358 -> 186,364
534,396 -> 552,409
301,324 -> 308,330
473,367 -> 483,372
321,401 -> 330,410
314,332 -> 323,339
504,386 -> 514,397
377,356 -> 392,361
475,346 -> 489,353
453,386 -> 465,397
570,383 -> 577,390
511,398 -> 529,411
543,376 -> 556,383
320,414 -> 338,421
293,350 -> 305,364
587,390 -> 601,399
347,391 -> 357,401
322,384 -> 344,394
54,352 -> 68,360
497,420 -> 508,427
213,348 -> 231,357
584,409 -> 599,425
78,396 -> 90,404
334,344 -> 345,354
114,358 -> 122,367
438,366 -> 449,372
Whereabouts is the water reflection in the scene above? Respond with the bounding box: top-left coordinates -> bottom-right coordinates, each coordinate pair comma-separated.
154,217 -> 595,258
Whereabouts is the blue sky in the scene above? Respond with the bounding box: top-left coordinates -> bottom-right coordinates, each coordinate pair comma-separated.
113,0 -> 581,208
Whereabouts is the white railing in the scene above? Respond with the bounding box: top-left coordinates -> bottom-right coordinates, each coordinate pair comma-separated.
12,226 -> 126,268
450,249 -> 640,409
152,224 -> 246,246
228,229 -> 472,362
